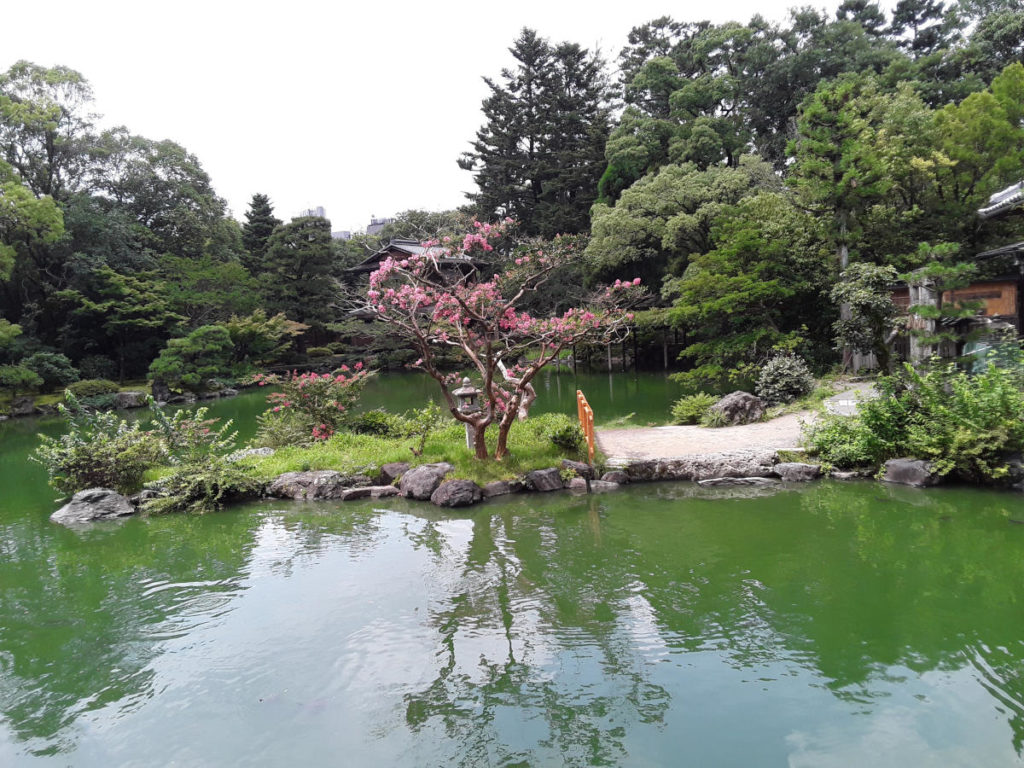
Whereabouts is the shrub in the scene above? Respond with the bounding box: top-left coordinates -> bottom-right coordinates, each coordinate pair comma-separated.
670,393 -> 717,424
148,325 -> 234,393
700,408 -> 729,428
32,393 -> 165,495
253,364 -> 372,443
306,346 -> 333,358
0,364 -> 43,397
78,393 -> 119,411
66,379 -> 119,398
78,354 -> 117,380
350,408 -> 408,437
756,354 -> 814,406
22,352 -> 79,390
402,401 -> 445,457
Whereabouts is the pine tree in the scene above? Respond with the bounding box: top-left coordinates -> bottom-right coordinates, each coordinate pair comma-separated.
459,29 -> 610,237
241,193 -> 281,273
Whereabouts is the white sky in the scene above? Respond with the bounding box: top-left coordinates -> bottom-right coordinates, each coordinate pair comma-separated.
2,0 -> 859,232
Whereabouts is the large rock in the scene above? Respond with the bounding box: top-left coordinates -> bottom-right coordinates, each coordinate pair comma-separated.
51,488 -> 135,524
601,470 -> 629,484
525,468 -> 564,492
114,391 -> 148,409
709,391 -> 765,425
340,485 -> 401,501
773,462 -> 822,482
266,470 -> 371,500
151,378 -> 172,403
220,388 -> 240,397
10,396 -> 35,417
483,480 -> 512,498
882,458 -> 941,487
378,462 -> 411,485
830,470 -> 863,480
619,450 -> 778,483
430,479 -> 484,507
561,459 -> 594,480
400,462 -> 454,500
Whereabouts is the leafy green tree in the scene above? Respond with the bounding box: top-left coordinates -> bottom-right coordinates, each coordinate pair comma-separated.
0,318 -> 21,349
223,310 -> 305,368
22,351 -> 79,390
259,216 -> 337,333
0,364 -> 43,397
459,28 -> 611,237
587,156 -> 778,286
158,253 -> 258,326
148,325 -> 234,393
667,192 -> 834,388
240,193 -> 281,272
830,263 -> 900,372
900,241 -> 980,357
0,61 -> 95,200
0,160 -> 64,281
58,266 -> 183,381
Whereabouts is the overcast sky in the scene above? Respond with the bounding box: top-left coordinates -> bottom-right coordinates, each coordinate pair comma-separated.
3,0 -> 862,232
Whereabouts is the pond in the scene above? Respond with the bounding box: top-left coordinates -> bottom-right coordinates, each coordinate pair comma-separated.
2,372 -> 1024,765
2,483 -> 1024,766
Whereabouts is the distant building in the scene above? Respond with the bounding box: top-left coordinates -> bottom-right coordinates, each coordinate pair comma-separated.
365,215 -> 395,236
298,206 -> 327,219
332,230 -> 353,240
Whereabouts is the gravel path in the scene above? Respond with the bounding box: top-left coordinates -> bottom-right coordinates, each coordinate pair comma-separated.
596,411 -> 813,461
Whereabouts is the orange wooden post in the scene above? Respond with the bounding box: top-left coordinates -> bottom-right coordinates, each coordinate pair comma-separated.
576,390 -> 596,463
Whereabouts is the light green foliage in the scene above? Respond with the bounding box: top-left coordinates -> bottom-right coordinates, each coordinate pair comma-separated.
756,354 -> 815,406
547,420 -> 585,455
667,192 -> 833,389
670,392 -> 717,424
0,318 -> 21,348
587,156 -> 778,284
0,160 -> 64,280
143,404 -> 256,514
148,325 -> 234,393
306,346 -> 332,358
0,364 -> 42,396
830,263 -> 899,372
804,357 -> 1024,480
22,351 -> 79,390
32,392 -> 165,495
223,310 -> 305,368
65,378 -> 118,398
158,254 -> 258,326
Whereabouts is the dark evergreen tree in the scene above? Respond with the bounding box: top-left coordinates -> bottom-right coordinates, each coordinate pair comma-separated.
241,193 -> 281,273
459,28 -> 610,237
258,216 -> 335,334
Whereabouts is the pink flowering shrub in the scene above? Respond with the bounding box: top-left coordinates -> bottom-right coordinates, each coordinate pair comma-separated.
366,219 -> 645,460
253,364 -> 372,445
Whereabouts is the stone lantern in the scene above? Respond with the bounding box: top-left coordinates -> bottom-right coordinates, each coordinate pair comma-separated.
453,377 -> 481,450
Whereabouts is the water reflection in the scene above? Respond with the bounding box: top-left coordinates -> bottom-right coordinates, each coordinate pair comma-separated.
0,483 -> 1023,765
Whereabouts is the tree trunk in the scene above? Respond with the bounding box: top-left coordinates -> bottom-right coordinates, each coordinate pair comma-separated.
495,413 -> 516,460
472,421 -> 490,460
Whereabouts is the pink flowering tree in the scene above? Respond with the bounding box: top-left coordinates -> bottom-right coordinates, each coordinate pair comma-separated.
253,364 -> 371,442
366,220 -> 643,460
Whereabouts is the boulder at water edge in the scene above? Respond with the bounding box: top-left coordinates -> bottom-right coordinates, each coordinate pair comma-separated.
10,396 -> 35,417
431,479 -> 484,507
378,462 -> 411,485
50,488 -> 135,525
267,470 -> 372,500
773,462 -> 822,482
882,458 -> 941,487
526,468 -> 563,492
115,391 -> 148,409
709,391 -> 765,425
400,463 -> 454,500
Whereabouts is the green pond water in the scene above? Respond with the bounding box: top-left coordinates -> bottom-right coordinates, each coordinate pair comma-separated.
2,373 -> 1024,766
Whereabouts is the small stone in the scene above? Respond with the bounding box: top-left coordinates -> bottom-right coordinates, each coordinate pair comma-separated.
430,479 -> 484,507
340,487 -> 373,501
882,458 -> 941,488
697,476 -> 780,487
773,462 -> 822,482
830,470 -> 862,480
370,485 -> 400,499
226,447 -> 275,463
600,470 -> 629,484
400,462 -> 454,500
220,388 -> 239,397
561,459 -> 594,480
378,462 -> 411,485
525,468 -> 563,492
483,480 -> 512,498
51,488 -> 135,524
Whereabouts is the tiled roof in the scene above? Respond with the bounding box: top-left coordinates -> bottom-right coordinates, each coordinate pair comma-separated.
978,181 -> 1024,219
